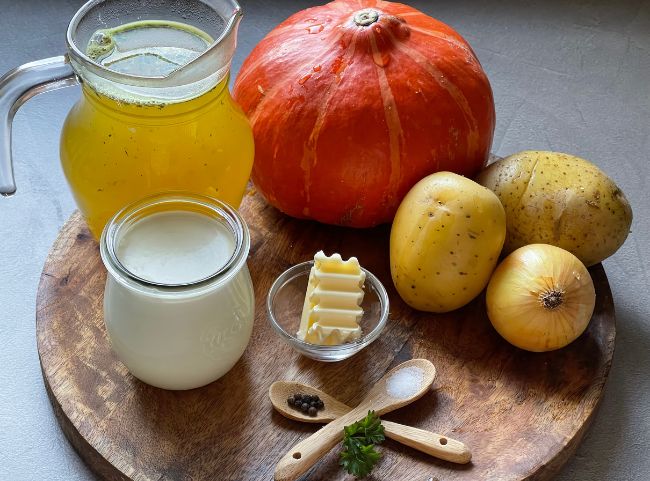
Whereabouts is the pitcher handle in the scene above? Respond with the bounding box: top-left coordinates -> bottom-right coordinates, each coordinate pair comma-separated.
0,55 -> 78,196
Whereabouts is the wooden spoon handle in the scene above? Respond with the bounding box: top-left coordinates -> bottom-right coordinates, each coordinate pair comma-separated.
274,408 -> 368,481
382,420 -> 471,464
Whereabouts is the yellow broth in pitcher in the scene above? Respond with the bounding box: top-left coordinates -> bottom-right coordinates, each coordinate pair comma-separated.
60,21 -> 254,238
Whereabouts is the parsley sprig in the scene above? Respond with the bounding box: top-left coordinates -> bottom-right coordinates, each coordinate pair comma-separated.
340,411 -> 385,478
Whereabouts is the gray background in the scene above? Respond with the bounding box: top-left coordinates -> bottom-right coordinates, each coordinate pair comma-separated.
1,0 -> 648,479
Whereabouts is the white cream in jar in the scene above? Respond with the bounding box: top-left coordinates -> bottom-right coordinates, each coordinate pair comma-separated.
100,194 -> 254,390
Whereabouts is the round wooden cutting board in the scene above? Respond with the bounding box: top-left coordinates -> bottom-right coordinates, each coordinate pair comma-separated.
36,192 -> 616,481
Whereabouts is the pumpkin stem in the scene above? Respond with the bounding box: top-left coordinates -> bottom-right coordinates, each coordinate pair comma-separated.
539,289 -> 565,310
354,9 -> 379,26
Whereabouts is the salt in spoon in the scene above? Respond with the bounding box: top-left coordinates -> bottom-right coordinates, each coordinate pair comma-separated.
269,380 -> 471,464
274,358 -> 437,481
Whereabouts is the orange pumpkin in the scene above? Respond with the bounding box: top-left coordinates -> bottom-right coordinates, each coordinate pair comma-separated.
234,0 -> 495,227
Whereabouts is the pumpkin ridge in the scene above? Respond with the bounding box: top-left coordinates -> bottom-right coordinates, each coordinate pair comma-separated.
300,29 -> 362,212
390,36 -> 481,161
235,15 -> 327,88
246,42 -> 339,205
369,26 -> 404,207
397,11 -> 421,17
262,23 -> 302,41
330,1 -> 353,13
409,25 -> 475,56
234,53 -> 269,90
247,32 -> 346,126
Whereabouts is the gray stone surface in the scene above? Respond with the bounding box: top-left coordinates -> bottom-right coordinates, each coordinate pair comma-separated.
0,0 -> 648,479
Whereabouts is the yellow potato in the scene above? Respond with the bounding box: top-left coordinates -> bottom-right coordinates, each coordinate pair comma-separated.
476,151 -> 633,266
390,172 -> 506,313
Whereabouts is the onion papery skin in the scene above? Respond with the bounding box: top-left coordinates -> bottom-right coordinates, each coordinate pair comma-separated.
486,244 -> 596,352
233,0 -> 495,227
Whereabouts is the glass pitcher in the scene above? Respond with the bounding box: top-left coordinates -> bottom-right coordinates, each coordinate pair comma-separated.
0,0 -> 253,239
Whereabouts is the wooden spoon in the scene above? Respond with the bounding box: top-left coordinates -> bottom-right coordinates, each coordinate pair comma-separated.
274,359 -> 437,481
269,381 -> 471,464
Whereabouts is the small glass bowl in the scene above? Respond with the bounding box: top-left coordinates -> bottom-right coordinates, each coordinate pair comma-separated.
267,260 -> 389,362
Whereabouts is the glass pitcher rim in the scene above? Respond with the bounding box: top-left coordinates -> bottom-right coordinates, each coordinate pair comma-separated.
66,0 -> 243,88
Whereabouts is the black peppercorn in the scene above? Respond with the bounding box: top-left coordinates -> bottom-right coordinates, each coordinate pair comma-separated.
288,392 -> 326,413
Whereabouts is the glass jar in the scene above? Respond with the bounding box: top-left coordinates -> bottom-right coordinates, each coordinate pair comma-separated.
100,193 -> 254,390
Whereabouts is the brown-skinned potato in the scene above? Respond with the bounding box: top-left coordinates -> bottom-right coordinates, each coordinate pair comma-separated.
476,151 -> 632,266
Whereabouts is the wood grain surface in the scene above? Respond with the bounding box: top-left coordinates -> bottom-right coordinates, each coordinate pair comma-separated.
35,192 -> 616,481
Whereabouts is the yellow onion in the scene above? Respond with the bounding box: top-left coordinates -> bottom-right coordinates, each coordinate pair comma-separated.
486,244 -> 596,352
